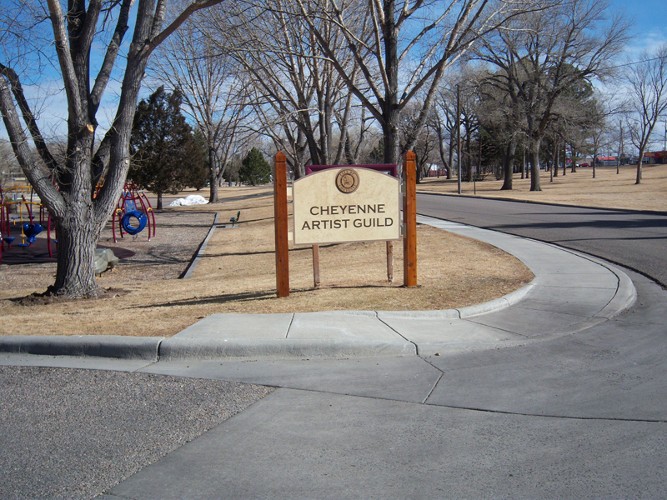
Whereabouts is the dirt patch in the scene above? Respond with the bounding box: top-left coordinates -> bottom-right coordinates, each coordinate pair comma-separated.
0,186 -> 533,337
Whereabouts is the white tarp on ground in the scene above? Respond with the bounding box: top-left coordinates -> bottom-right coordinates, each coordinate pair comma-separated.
169,195 -> 208,207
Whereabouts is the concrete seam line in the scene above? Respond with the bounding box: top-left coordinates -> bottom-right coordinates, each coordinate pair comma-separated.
155,337 -> 164,361
419,356 -> 447,404
285,313 -> 296,339
375,311 -> 419,356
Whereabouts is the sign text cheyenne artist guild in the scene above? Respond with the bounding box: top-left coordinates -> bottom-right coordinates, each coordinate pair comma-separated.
292,167 -> 400,245
301,203 -> 394,230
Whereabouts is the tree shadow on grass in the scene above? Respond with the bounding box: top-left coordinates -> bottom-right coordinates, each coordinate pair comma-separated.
130,283 -> 401,310
216,215 -> 275,226
130,290 -> 279,309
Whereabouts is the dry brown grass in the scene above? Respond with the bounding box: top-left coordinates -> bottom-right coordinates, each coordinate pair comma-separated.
5,164 -> 660,338
419,164 -> 667,212
0,186 -> 532,337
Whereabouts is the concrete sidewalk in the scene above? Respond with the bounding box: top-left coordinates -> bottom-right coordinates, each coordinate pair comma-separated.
0,216 -> 636,361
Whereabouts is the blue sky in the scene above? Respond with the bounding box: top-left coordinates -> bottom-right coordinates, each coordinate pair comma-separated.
609,0 -> 667,55
1,1 -> 666,143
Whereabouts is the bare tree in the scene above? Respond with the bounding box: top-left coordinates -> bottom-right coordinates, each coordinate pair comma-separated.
0,0 -> 223,298
400,101 -> 438,181
0,139 -> 21,185
217,1 -> 364,176
478,0 -> 628,191
477,66 -> 526,190
295,0 -> 542,167
582,91 -> 625,179
432,79 -> 463,181
151,15 -> 252,202
626,44 -> 667,184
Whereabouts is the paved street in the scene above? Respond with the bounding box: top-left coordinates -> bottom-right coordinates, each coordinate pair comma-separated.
418,193 -> 667,287
1,195 -> 665,498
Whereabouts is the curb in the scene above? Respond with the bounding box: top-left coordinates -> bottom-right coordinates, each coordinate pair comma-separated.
458,282 -> 536,318
0,335 -> 162,360
158,338 -> 416,361
0,219 -> 638,362
591,258 -> 638,319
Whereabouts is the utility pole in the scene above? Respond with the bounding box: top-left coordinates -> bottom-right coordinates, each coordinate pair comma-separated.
618,120 -> 624,175
456,84 -> 462,195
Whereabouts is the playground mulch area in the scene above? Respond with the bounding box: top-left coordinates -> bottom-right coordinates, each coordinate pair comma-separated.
0,208 -> 214,292
0,186 -> 534,337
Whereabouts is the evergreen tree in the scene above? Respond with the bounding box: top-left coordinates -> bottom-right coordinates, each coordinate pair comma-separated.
239,148 -> 271,186
183,129 -> 210,191
130,86 -> 205,208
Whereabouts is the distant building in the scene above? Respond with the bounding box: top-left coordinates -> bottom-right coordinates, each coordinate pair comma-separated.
644,151 -> 667,165
427,164 -> 448,177
595,156 -> 618,167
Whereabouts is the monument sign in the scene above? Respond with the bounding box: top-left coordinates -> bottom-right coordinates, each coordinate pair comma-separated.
292,167 -> 401,245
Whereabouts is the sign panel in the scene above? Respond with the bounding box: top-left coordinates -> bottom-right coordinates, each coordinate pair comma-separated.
293,167 -> 401,245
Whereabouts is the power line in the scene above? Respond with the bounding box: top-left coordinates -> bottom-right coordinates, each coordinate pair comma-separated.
602,55 -> 664,70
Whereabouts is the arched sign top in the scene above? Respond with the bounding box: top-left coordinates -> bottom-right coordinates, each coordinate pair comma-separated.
306,163 -> 398,177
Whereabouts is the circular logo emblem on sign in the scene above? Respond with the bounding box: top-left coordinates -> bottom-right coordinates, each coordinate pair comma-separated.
335,168 -> 360,194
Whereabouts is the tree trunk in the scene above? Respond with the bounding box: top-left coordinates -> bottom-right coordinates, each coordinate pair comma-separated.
521,148 -> 526,179
293,129 -> 307,179
618,121 -> 624,175
435,119 -> 451,179
383,113 -> 400,165
208,147 -> 219,203
636,152 -> 644,184
382,0 -> 400,167
447,133 -> 454,180
464,129 -> 472,182
51,209 -> 101,298
501,138 -> 516,190
530,137 -> 542,191
209,174 -> 219,203
157,192 -> 164,210
554,141 -> 559,177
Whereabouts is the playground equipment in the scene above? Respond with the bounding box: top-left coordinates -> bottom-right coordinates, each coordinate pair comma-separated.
1,182 -> 157,264
111,184 -> 156,243
0,185 -> 56,263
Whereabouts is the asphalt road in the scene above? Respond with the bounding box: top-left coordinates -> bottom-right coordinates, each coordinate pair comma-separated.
0,366 -> 273,499
417,193 -> 667,288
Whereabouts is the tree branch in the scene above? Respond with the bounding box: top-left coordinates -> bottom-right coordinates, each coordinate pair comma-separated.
148,0 -> 225,52
0,64 -> 59,172
0,75 -> 64,218
46,0 -> 84,124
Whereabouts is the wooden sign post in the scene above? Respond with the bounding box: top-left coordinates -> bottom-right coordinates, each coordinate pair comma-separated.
403,150 -> 417,287
274,152 -> 290,297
